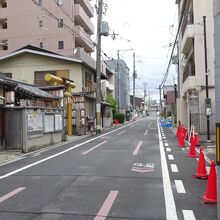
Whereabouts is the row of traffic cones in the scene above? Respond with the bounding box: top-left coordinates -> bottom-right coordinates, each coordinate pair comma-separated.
175,123 -> 217,204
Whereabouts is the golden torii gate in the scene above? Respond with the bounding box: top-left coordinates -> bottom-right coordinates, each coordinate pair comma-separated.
44,74 -> 75,136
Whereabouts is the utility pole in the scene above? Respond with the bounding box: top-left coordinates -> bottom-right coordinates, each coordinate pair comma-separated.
144,82 -> 147,115
159,85 -> 162,113
133,52 -> 136,116
117,50 -> 120,112
203,16 -> 211,142
96,0 -> 103,132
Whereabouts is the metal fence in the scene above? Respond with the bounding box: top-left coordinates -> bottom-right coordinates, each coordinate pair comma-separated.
190,113 -> 216,135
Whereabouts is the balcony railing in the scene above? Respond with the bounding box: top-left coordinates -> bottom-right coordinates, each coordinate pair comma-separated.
183,63 -> 195,83
74,4 -> 94,35
75,25 -> 94,53
181,12 -> 194,38
74,0 -> 94,18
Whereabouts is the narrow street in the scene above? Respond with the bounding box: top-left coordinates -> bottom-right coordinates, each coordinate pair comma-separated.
0,113 -> 216,220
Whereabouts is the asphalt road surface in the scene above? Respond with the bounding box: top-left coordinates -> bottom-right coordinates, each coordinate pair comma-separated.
0,113 -> 217,219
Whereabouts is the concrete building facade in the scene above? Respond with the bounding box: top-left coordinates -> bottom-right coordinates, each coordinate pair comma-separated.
0,0 -> 94,67
105,59 -> 130,112
176,0 -> 215,139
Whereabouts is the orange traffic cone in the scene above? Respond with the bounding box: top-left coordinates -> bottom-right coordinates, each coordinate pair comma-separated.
201,160 -> 217,204
178,132 -> 185,147
193,147 -> 208,179
187,136 -> 197,158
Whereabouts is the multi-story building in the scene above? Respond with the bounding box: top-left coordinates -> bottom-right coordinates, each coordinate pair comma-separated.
105,59 -> 130,112
176,0 -> 215,139
0,0 -> 94,67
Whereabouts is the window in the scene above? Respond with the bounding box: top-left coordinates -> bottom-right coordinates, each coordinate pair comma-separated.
3,73 -> 12,78
0,0 -> 7,8
38,0 -> 42,5
40,42 -> 43,48
0,40 -> 8,51
57,0 -> 63,6
0,19 -> 8,29
34,71 -> 56,86
58,19 -> 63,28
58,41 -> 64,50
39,20 -> 43,27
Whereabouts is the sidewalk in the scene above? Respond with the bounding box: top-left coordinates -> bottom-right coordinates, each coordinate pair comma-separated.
0,120 -> 131,166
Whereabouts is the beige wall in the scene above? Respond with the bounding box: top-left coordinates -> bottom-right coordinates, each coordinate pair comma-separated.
178,0 -> 215,129
0,53 -> 83,92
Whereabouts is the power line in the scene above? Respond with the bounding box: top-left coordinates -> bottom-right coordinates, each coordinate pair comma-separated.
160,0 -> 187,88
31,0 -> 95,51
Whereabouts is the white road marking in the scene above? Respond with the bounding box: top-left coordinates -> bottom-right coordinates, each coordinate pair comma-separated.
144,130 -> 148,136
175,180 -> 186,193
165,143 -> 169,147
117,130 -> 126,136
171,164 -> 178,173
0,120 -> 138,181
182,210 -> 196,220
133,141 -> 143,155
168,155 -> 174,160
166,148 -> 171,152
82,141 -> 107,155
157,120 -> 177,220
164,140 -> 167,142
163,137 -> 166,139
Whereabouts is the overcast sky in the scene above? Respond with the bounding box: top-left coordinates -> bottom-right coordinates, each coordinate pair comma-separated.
91,0 -> 178,100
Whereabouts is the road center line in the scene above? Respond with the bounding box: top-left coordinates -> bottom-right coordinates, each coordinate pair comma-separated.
117,130 -> 126,136
0,187 -> 26,203
0,120 -> 138,181
144,130 -> 148,136
133,141 -> 143,155
94,190 -> 118,220
182,210 -> 196,220
171,164 -> 179,172
175,180 -> 186,193
82,141 -> 107,155
157,120 -> 177,220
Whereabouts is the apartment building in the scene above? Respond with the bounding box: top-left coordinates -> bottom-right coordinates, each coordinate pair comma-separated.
176,0 -> 215,138
105,59 -> 130,112
0,0 -> 94,67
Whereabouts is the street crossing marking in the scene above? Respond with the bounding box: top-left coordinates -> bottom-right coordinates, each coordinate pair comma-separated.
0,187 -> 26,203
94,191 -> 118,220
168,155 -> 174,160
171,164 -> 178,172
117,130 -> 126,136
165,143 -> 169,147
82,141 -> 107,155
175,180 -> 186,193
157,120 -> 177,220
133,141 -> 143,155
182,210 -> 196,220
166,148 -> 171,152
